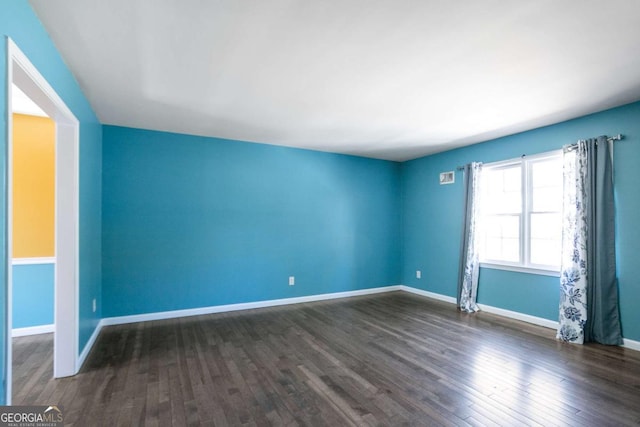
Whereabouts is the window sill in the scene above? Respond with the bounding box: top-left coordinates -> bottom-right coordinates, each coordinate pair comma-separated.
480,262 -> 560,277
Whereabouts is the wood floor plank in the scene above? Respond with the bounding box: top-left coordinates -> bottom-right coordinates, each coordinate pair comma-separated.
12,292 -> 640,426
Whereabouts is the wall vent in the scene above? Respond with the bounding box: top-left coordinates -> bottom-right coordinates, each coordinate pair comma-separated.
439,171 -> 455,185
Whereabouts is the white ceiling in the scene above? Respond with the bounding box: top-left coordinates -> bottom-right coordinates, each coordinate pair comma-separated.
29,0 -> 640,161
12,84 -> 48,117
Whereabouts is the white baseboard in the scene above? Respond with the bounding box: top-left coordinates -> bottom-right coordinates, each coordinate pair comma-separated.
400,285 -> 559,329
12,324 -> 54,337
400,285 -> 558,329
102,285 -> 402,327
398,285 -> 559,336
78,286 -> 400,372
77,319 -> 104,372
400,285 -> 559,330
622,338 -> 640,352
81,284 -> 638,364
399,285 -> 640,352
398,285 -> 457,304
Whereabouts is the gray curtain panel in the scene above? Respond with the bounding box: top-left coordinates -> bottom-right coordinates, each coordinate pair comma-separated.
584,137 -> 622,344
457,162 -> 482,313
558,136 -> 622,345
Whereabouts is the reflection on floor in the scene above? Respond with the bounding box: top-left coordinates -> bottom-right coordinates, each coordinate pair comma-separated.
9,293 -> 640,425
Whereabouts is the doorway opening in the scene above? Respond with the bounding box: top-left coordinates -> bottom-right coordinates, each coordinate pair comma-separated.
6,38 -> 79,404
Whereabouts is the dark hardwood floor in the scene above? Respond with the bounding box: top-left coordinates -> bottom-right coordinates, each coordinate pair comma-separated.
13,292 -> 640,426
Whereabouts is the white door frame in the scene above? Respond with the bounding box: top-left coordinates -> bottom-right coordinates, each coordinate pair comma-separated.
5,38 -> 80,403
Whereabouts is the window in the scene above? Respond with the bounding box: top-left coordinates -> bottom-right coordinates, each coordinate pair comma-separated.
480,151 -> 562,274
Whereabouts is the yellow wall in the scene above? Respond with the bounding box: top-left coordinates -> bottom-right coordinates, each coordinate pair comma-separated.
12,113 -> 55,258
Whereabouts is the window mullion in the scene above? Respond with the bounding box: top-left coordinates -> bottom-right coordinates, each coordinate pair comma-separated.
522,159 -> 530,267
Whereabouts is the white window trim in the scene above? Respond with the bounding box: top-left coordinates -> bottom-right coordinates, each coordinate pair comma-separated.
480,150 -> 562,276
480,262 -> 561,277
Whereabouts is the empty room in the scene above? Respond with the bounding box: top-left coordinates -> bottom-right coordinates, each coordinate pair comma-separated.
2,1 -> 640,425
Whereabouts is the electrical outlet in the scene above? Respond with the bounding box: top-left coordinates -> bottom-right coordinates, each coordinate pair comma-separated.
289,276 -> 295,286
92,298 -> 97,313
416,270 -> 421,279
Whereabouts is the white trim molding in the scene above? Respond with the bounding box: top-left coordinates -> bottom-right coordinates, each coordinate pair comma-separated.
8,38 -> 81,387
480,263 -> 560,278
12,324 -> 54,337
77,320 -> 104,371
398,285 -> 456,304
82,284 -> 638,366
102,286 -> 402,327
622,339 -> 640,352
12,257 -> 56,265
79,286 -> 400,372
400,285 -> 638,352
400,285 -> 558,329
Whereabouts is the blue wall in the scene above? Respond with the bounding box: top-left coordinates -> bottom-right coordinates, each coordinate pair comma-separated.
2,4 -> 639,409
401,101 -> 640,341
12,264 -> 54,329
102,126 -> 401,317
0,1 -> 103,403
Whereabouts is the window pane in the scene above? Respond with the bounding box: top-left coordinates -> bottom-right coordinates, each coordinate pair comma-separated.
482,215 -> 520,262
532,158 -> 562,212
483,165 -> 521,214
533,187 -> 562,212
530,213 -> 561,267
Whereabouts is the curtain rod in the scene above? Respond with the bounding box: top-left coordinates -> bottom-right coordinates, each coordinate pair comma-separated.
564,133 -> 624,152
455,134 -> 624,171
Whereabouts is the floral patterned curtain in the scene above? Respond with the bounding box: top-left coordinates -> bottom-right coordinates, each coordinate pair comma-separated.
557,144 -> 588,343
557,137 -> 622,345
457,162 -> 482,313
